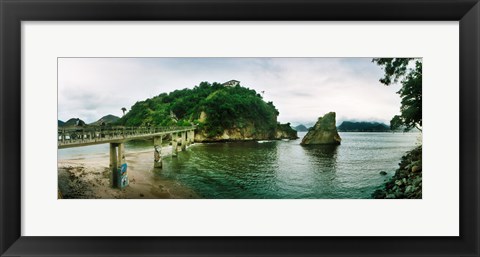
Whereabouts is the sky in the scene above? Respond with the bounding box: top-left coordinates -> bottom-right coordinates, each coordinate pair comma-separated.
58,58 -> 403,126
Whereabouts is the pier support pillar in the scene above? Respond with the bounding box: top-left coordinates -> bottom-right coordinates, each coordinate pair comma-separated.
177,132 -> 183,152
186,131 -> 190,146
154,136 -> 162,169
110,142 -> 128,189
177,134 -> 183,152
110,143 -> 118,187
181,131 -> 187,150
171,133 -> 178,157
189,130 -> 195,144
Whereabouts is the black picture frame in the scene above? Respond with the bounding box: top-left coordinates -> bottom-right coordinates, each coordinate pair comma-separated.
1,0 -> 479,256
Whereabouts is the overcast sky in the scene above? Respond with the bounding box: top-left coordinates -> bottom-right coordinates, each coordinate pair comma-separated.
58,58 -> 402,126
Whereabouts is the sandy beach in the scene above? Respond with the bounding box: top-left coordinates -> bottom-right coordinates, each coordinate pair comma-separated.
58,145 -> 200,199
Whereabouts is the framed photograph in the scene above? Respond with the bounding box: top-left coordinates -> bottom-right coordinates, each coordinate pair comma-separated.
1,0 -> 479,256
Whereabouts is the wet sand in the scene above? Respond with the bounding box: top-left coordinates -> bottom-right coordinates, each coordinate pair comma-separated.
58,145 -> 200,199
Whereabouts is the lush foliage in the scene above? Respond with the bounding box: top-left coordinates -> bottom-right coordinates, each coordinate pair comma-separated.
116,82 -> 280,137
373,58 -> 422,131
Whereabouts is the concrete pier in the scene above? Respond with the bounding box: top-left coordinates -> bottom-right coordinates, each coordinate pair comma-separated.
181,131 -> 187,150
109,143 -> 118,187
171,133 -> 178,157
58,126 -> 196,189
110,142 -> 127,188
189,130 -> 195,144
176,133 -> 183,152
154,136 -> 162,168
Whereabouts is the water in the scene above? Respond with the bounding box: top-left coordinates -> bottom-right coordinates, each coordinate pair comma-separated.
58,132 -> 420,199
58,139 -> 154,159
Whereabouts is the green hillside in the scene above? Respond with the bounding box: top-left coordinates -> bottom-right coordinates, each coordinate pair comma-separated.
116,81 -> 296,141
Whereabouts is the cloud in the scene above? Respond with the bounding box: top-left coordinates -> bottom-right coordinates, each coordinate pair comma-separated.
58,58 -> 402,125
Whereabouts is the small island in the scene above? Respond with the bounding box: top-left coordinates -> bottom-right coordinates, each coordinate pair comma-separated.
301,112 -> 341,145
115,81 -> 298,142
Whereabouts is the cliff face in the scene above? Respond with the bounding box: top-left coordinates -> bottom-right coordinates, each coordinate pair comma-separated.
300,112 -> 341,145
194,122 -> 298,142
195,123 -> 271,142
275,123 -> 299,140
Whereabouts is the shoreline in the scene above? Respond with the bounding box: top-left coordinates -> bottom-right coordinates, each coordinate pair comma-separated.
372,145 -> 422,199
58,144 -> 200,199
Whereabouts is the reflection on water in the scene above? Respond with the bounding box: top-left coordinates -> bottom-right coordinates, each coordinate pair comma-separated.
58,132 -> 420,199
302,144 -> 338,170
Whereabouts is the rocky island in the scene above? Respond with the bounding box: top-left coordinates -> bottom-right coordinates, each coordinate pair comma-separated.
301,112 -> 341,145
116,81 -> 298,142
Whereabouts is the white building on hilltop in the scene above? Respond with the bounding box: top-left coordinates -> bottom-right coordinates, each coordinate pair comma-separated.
222,80 -> 240,87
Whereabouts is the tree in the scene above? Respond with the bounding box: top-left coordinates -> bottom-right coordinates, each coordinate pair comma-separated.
373,58 -> 422,132
121,107 -> 127,116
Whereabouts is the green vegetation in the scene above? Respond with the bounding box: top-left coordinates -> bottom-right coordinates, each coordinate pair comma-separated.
116,81 -> 280,138
373,58 -> 422,132
372,58 -> 422,199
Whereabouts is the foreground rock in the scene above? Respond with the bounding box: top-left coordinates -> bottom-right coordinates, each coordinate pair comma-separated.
301,112 -> 341,145
372,145 -> 422,199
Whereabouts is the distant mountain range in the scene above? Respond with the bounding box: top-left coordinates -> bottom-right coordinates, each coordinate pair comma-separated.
337,121 -> 390,132
89,114 -> 120,126
293,124 -> 308,132
58,114 -> 119,128
58,118 -> 86,127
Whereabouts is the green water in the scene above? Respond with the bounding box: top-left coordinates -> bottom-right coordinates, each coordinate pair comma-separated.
59,132 -> 420,199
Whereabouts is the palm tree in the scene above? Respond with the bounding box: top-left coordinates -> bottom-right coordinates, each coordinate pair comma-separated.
121,107 -> 127,116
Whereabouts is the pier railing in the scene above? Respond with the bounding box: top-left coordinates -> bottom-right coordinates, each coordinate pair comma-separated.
58,126 -> 196,148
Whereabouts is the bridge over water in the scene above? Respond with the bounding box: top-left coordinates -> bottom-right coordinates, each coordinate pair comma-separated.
58,126 -> 196,188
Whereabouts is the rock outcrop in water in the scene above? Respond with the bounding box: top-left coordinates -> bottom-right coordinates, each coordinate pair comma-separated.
300,112 -> 341,145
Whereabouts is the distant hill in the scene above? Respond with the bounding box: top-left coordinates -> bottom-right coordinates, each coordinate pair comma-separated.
90,114 -> 120,126
337,121 -> 390,132
61,118 -> 86,127
58,120 -> 65,127
294,124 -> 308,132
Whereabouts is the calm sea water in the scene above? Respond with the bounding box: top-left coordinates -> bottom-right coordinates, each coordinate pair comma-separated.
59,132 -> 420,199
